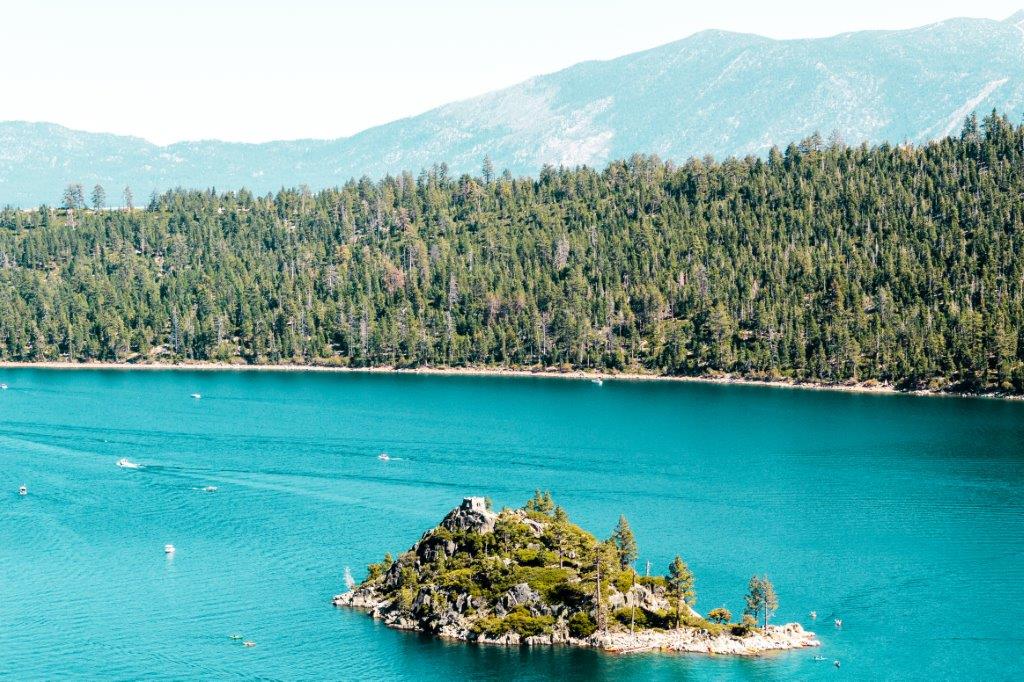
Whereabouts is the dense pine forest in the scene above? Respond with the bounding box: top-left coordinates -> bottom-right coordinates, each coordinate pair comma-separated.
1,112 -> 1022,394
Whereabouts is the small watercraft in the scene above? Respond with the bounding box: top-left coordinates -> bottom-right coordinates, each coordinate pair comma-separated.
591,378 -> 603,386
191,393 -> 202,399
243,640 -> 256,648
377,452 -> 391,461
164,543 -> 176,554
202,485 -> 218,493
0,383 -> 7,390
228,634 -> 243,641
116,458 -> 141,469
809,610 -> 817,620
834,660 -> 841,668
813,655 -> 826,662
18,485 -> 27,496
834,618 -> 843,628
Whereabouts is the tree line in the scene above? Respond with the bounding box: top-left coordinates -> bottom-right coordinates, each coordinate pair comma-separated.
1,111 -> 1022,393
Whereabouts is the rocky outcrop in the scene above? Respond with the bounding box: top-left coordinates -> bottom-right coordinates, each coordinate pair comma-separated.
440,497 -> 499,534
589,623 -> 819,655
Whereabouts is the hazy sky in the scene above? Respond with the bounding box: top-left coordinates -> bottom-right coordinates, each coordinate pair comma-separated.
2,1 -> 1020,144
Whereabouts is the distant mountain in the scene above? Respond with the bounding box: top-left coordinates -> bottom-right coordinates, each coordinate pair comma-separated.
2,12 -> 1024,207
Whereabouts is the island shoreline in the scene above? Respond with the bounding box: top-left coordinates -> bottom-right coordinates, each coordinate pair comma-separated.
335,590 -> 821,657
0,360 -> 1018,401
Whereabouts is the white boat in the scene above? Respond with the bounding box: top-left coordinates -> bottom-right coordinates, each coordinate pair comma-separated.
18,485 -> 27,496
0,383 -> 7,390
834,618 -> 843,628
592,378 -> 603,386
202,485 -> 218,493
191,393 -> 202,399
377,452 -> 391,461
116,458 -> 141,469
164,543 -> 176,554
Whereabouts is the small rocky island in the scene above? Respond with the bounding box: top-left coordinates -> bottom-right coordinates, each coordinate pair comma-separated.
334,495 -> 819,655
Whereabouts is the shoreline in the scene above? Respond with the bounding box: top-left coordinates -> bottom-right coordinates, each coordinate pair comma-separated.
334,590 -> 820,657
0,359 -> 1018,401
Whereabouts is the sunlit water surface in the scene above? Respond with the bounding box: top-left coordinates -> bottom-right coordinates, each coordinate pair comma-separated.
1,369 -> 1021,680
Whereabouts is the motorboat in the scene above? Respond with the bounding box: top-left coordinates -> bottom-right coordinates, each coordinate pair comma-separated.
591,378 -> 603,386
202,485 -> 218,493
243,640 -> 256,648
0,383 -> 7,390
18,485 -> 27,496
116,458 -> 141,469
191,393 -> 202,399
164,544 -> 176,554
377,452 -> 391,461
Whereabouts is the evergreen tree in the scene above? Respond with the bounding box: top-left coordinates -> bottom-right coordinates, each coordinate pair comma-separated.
610,515 -> 638,568
91,184 -> 106,211
666,555 -> 695,628
744,575 -> 779,628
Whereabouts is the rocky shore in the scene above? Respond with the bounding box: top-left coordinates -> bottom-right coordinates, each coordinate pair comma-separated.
333,497 -> 820,656
334,588 -> 818,654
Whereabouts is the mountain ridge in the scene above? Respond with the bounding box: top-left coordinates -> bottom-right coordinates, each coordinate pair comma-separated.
2,13 -> 1023,206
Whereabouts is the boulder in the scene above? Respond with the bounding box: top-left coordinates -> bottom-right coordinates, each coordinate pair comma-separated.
501,582 -> 541,610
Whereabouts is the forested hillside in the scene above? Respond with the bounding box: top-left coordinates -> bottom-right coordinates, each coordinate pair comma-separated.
1,113 -> 1022,393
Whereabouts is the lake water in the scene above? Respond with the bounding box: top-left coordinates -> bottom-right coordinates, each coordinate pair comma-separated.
1,368 -> 1021,680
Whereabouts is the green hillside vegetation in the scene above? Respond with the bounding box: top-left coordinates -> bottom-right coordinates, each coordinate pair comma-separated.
1,112 -> 1022,393
351,492 -> 761,639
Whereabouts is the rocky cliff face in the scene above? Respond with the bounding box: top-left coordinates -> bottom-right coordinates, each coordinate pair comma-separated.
333,497 -> 820,655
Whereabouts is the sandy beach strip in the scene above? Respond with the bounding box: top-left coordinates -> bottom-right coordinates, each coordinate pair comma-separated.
0,359 -> 1018,400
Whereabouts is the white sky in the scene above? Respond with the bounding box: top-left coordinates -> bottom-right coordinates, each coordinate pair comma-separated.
1,0 -> 1020,145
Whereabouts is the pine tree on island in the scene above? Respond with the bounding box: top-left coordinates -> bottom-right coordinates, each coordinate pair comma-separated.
666,555 -> 696,629
610,515 -> 638,569
744,575 -> 779,628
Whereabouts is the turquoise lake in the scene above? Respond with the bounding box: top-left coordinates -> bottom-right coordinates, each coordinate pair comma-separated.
1,368 -> 1022,680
